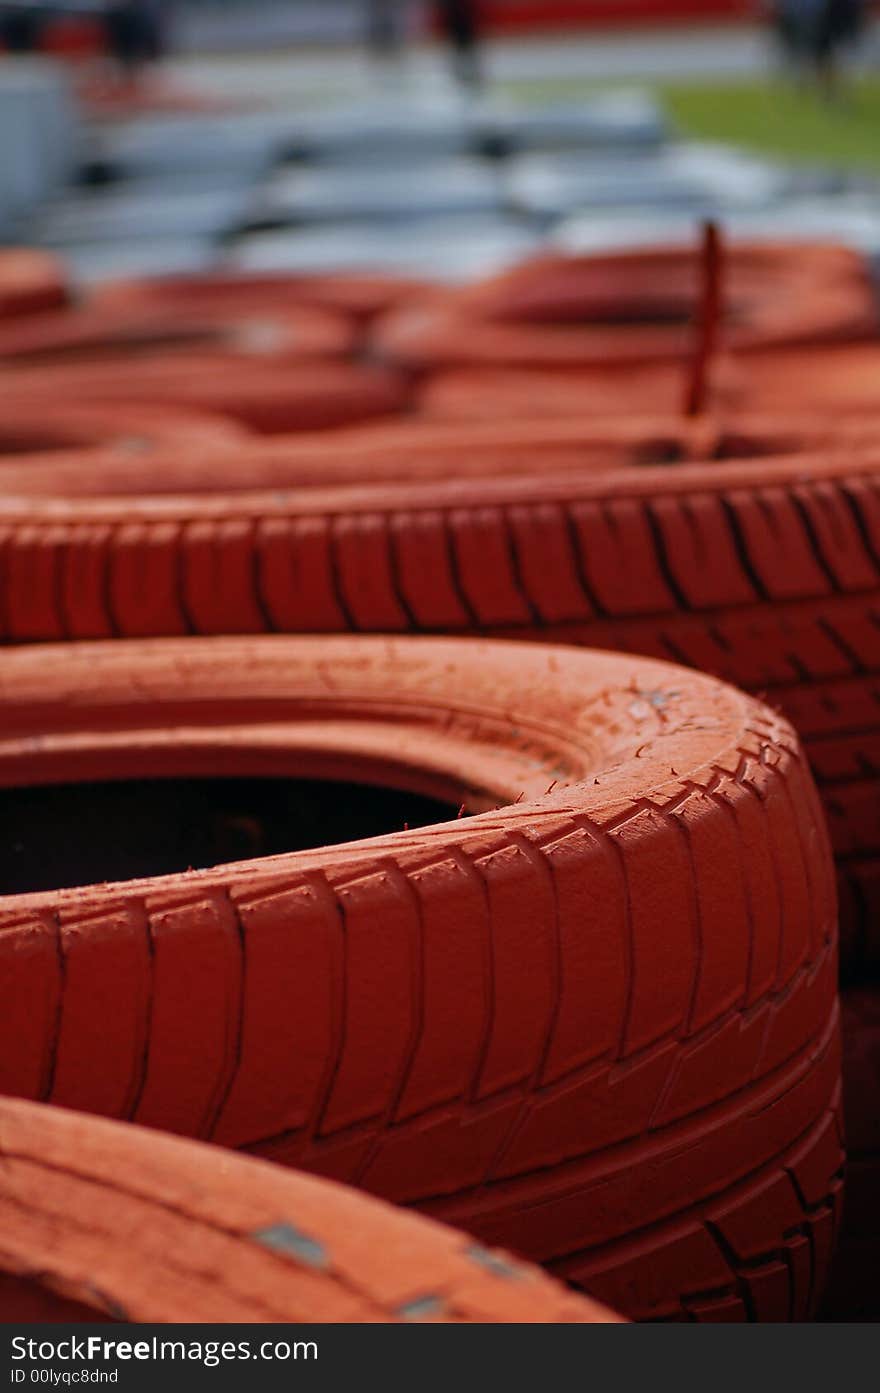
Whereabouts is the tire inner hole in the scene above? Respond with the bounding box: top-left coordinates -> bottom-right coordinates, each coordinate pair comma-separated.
0,778 -> 460,894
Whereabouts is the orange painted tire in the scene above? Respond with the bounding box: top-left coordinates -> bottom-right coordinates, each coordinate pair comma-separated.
375,245 -> 878,371
418,364 -> 740,421
2,359 -> 410,436
92,269 -> 434,327
0,635 -> 841,1321
0,401 -> 249,463
414,359 -> 751,417
279,411 -> 880,476
821,988 -> 880,1322
726,344 -> 880,416
0,1097 -> 618,1323
0,300 -> 355,366
461,244 -> 866,326
0,447 -> 876,972
0,250 -> 68,321
420,347 -> 880,424
0,412 -> 876,498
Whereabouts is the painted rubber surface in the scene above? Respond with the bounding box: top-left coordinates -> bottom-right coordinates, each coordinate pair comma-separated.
0,300 -> 355,365
1,447 -> 876,971
820,987 -> 880,1321
297,412 -> 880,474
0,401 -> 248,462
0,1097 -> 619,1324
1,412 -> 876,499
0,250 -> 68,320
1,359 -> 410,436
420,347 -> 880,424
375,245 -> 878,371
0,635 -> 841,1322
727,344 -> 880,417
419,364 -> 741,421
93,269 -> 433,327
459,244 -> 865,327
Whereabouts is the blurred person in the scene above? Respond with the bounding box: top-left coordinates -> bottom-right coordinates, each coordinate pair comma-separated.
0,3 -> 43,52
772,0 -> 866,96
104,0 -> 166,79
436,0 -> 482,91
366,0 -> 405,61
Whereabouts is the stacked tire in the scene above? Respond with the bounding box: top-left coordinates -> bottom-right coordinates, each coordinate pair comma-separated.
0,637 -> 841,1321
375,244 -> 878,372
0,249 -> 68,320
0,1096 -> 617,1323
1,440 -> 875,973
0,268 -> 416,437
2,242 -> 879,1323
2,410 -> 878,496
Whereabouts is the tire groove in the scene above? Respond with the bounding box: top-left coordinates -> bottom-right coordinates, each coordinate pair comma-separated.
719,494 -> 771,602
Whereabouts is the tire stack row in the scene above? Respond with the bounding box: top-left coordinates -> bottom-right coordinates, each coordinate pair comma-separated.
0,239 -> 877,1323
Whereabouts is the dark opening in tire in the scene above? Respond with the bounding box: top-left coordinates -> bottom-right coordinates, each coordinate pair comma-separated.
0,777 -> 459,894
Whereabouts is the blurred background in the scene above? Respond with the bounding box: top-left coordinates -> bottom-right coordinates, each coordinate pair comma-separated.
2,0 -> 880,286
